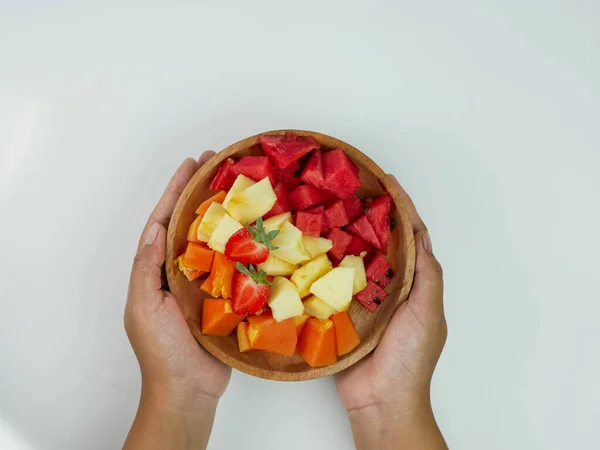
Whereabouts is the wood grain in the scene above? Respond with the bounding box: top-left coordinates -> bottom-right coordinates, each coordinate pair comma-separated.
166,130 -> 416,381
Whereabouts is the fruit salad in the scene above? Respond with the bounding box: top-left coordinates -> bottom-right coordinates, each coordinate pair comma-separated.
175,134 -> 395,367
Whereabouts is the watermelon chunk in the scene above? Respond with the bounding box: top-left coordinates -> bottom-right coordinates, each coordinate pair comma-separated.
264,181 -> 291,219
233,156 -> 278,187
355,280 -> 388,312
347,215 -> 381,251
300,150 -> 325,189
326,228 -> 353,262
210,158 -> 236,191
321,189 -> 340,206
296,212 -> 322,237
342,195 -> 363,222
324,200 -> 349,229
288,184 -> 324,211
277,161 -> 303,191
322,149 -> 361,199
344,235 -> 376,260
365,195 -> 392,252
305,205 -> 328,234
365,252 -> 393,288
259,134 -> 320,169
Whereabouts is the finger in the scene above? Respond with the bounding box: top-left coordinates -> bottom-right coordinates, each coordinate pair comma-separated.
387,174 -> 427,234
198,150 -> 216,166
129,222 -> 167,297
410,230 -> 444,315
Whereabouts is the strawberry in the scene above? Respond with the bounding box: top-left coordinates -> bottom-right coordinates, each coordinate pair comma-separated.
224,217 -> 280,264
231,262 -> 272,315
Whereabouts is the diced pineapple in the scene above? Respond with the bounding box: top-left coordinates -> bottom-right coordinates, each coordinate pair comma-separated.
198,202 -> 227,237
271,221 -> 312,265
303,295 -> 336,320
207,214 -> 243,253
222,174 -> 255,209
262,212 -> 292,234
290,254 -> 333,298
226,178 -> 277,225
339,255 -> 368,295
196,230 -> 211,243
257,254 -> 298,276
268,276 -> 305,322
302,236 -> 333,259
309,267 -> 355,312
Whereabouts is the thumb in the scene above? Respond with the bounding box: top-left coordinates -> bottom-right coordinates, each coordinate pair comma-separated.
410,230 -> 444,317
129,222 -> 167,296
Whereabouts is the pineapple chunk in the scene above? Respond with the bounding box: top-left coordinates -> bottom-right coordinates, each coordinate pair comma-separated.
222,175 -> 255,209
198,202 -> 227,237
226,178 -> 277,225
290,254 -> 333,298
303,295 -> 336,320
196,230 -> 211,243
309,267 -> 355,312
257,254 -> 298,276
302,236 -> 333,259
262,212 -> 292,234
268,276 -> 304,322
339,255 -> 368,295
207,214 -> 243,253
271,221 -> 312,265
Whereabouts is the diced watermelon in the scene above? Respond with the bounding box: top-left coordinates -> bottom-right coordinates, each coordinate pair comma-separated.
300,150 -> 325,189
324,200 -> 349,229
322,149 -> 362,199
288,184 -> 324,211
365,195 -> 392,252
320,189 -> 340,206
347,215 -> 381,251
276,161 -> 303,191
233,156 -> 278,187
344,235 -> 376,260
264,181 -> 291,219
326,228 -> 353,262
259,134 -> 320,169
305,205 -> 328,234
355,280 -> 388,312
296,212 -> 322,237
365,252 -> 393,288
210,158 -> 236,191
342,195 -> 363,222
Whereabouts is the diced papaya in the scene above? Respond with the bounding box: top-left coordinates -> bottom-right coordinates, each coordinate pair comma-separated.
296,318 -> 337,367
293,313 -> 310,337
182,242 -> 214,272
247,315 -> 297,357
175,254 -> 204,281
195,191 -> 227,216
237,321 -> 253,352
201,298 -> 245,336
187,215 -> 204,243
200,252 -> 236,299
331,312 -> 360,356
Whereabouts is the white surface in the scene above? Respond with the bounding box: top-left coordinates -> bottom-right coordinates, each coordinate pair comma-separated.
1,1 -> 599,449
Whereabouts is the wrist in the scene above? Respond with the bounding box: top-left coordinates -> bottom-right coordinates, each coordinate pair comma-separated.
141,377 -> 220,416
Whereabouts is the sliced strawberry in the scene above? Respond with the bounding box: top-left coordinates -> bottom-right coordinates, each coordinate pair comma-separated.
224,217 -> 280,264
231,263 -> 272,315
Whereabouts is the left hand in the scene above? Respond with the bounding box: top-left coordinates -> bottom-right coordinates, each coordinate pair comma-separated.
124,152 -> 231,406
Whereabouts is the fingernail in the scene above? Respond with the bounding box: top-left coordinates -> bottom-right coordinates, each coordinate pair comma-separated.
422,231 -> 433,254
144,223 -> 160,246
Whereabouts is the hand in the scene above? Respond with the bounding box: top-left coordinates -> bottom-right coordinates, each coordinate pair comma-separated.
124,152 -> 229,450
335,175 -> 448,450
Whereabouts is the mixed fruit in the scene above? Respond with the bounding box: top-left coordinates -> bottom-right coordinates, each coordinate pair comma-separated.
175,134 -> 395,367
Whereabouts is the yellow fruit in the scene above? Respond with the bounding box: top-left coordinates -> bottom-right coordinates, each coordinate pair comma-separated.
302,236 -> 333,259
257,254 -> 298,276
290,254 -> 333,298
309,267 -> 355,312
339,255 -> 368,295
222,175 -> 255,209
207,214 -> 243,253
268,276 -> 305,322
226,178 -> 277,225
271,221 -> 311,265
198,202 -> 227,237
303,295 -> 336,320
262,212 -> 292,234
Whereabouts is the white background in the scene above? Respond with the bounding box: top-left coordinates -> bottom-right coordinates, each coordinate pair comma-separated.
1,1 -> 599,449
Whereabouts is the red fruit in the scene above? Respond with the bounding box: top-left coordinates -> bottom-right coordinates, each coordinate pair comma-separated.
355,280 -> 388,312
296,212 -> 322,237
326,228 -> 353,262
264,181 -> 292,219
365,195 -> 392,253
277,161 -> 303,191
345,235 -> 376,260
233,156 -> 278,187
232,263 -> 272,315
288,184 -> 324,211
342,195 -> 363,222
365,252 -> 393,288
210,158 -> 236,191
225,229 -> 269,264
347,215 -> 381,251
324,200 -> 349,229
305,205 -> 328,234
322,149 -> 361,199
300,150 -> 325,189
259,134 -> 320,169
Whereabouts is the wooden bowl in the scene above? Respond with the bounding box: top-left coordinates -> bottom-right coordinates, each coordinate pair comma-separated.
166,130 -> 415,381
